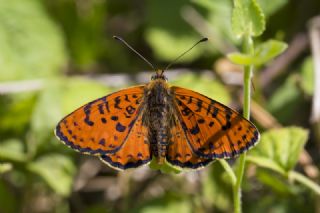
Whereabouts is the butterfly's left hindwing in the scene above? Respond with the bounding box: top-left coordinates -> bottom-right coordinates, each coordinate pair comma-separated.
171,86 -> 260,159
100,112 -> 151,170
55,86 -> 145,156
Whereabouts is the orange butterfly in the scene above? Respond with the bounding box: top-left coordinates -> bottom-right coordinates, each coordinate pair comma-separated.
55,37 -> 260,171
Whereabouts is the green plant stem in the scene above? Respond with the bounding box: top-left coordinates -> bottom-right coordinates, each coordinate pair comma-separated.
219,160 -> 236,185
233,35 -> 254,213
289,171 -> 320,195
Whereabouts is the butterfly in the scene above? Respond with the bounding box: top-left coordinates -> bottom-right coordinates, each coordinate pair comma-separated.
55,69 -> 259,171
55,37 -> 260,171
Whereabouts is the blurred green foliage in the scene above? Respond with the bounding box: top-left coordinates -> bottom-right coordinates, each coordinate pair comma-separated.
0,0 -> 67,81
0,0 -> 320,212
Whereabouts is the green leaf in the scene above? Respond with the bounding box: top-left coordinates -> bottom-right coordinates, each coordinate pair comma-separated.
289,171 -> 320,195
0,93 -> 37,136
27,154 -> 76,196
227,40 -> 287,65
62,77 -> 110,114
149,157 -> 181,174
231,0 -> 266,37
0,139 -> 27,162
248,127 -> 308,173
0,0 -> 67,81
0,163 -> 12,173
256,170 -> 293,195
300,57 -> 314,96
133,193 -> 192,213
30,79 -> 64,147
254,40 -> 288,64
145,0 -> 203,61
246,156 -> 286,175
227,52 -> 256,65
145,28 -> 204,62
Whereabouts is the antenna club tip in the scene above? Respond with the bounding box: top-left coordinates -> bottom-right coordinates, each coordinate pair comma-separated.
113,35 -> 120,40
200,37 -> 208,42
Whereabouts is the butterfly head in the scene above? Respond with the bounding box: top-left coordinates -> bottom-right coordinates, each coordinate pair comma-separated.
151,69 -> 168,81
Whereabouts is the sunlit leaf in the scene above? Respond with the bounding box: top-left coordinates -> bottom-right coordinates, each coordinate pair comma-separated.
0,139 -> 26,162
0,0 -> 67,81
227,40 -> 287,65
0,163 -> 12,173
0,94 -> 36,135
30,79 -> 64,144
149,157 -> 181,174
300,57 -> 314,96
248,127 -> 308,172
231,0 -> 265,37
27,154 -> 76,196
62,77 -> 110,114
256,170 -> 294,195
254,40 -> 287,64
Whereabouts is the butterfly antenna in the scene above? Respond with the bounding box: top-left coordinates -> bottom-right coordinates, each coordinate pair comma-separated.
113,35 -> 155,70
164,37 -> 208,71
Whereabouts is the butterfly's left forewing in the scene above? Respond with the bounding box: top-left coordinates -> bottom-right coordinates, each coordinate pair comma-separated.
171,86 -> 259,159
55,86 -> 145,156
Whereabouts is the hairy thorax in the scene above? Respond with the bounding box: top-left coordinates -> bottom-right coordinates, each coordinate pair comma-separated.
143,79 -> 174,164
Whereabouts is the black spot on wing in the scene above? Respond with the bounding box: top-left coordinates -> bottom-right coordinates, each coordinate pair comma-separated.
197,118 -> 205,124
83,103 -> 94,126
105,101 -> 110,113
99,138 -> 106,146
190,124 -> 200,135
124,94 -> 130,102
84,117 -> 94,126
111,116 -> 118,121
195,99 -> 203,112
212,107 -> 218,118
182,107 -> 192,116
114,96 -> 122,109
98,104 -> 104,114
116,122 -> 126,132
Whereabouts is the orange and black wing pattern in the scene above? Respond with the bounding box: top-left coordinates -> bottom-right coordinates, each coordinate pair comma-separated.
100,112 -> 151,170
171,86 -> 259,161
55,86 -> 146,156
166,115 -> 214,169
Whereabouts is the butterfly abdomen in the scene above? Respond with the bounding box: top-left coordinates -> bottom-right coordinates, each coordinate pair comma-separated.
144,79 -> 173,164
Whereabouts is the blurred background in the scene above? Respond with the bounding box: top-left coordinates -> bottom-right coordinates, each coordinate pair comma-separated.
0,0 -> 320,212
